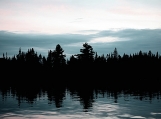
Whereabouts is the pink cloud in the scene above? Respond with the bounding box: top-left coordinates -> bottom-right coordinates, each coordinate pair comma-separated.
110,7 -> 161,16
0,9 -> 14,16
105,1 -> 161,17
39,4 -> 73,13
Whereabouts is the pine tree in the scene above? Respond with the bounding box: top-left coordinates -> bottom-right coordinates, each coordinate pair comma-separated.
48,44 -> 66,67
75,43 -> 95,64
113,48 -> 118,59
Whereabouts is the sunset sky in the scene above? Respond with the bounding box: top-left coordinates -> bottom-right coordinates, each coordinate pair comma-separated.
0,0 -> 161,57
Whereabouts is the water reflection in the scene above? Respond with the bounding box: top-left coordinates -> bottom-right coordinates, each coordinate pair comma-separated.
0,86 -> 161,119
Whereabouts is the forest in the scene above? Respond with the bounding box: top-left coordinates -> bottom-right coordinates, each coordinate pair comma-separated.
0,43 -> 161,90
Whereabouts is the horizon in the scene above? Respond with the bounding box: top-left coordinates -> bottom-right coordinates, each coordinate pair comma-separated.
0,29 -> 161,59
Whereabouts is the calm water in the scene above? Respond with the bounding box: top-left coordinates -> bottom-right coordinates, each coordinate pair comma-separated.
0,87 -> 161,119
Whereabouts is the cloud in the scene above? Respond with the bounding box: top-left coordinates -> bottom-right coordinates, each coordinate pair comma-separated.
89,37 -> 128,43
0,29 -> 161,58
92,29 -> 161,54
0,31 -> 90,57
96,29 -> 161,40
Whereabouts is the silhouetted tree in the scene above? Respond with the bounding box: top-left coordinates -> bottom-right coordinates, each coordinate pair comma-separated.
38,54 -> 43,64
148,50 -> 152,57
46,44 -> 66,69
51,44 -> 66,67
25,48 -> 39,66
75,43 -> 95,64
3,53 -> 5,58
113,48 -> 118,59
156,52 -> 159,59
47,50 -> 53,68
5,52 -> 7,59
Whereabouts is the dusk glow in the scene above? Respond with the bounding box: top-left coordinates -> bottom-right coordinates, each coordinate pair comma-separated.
0,0 -> 161,34
0,0 -> 161,58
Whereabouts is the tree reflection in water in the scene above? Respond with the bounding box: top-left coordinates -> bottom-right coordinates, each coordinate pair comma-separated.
0,86 -> 161,119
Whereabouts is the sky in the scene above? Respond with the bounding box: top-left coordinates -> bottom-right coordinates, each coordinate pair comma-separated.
0,0 -> 161,58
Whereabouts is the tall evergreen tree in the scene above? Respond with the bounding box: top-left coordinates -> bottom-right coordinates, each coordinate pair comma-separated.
113,48 -> 118,59
75,43 -> 95,64
49,44 -> 66,67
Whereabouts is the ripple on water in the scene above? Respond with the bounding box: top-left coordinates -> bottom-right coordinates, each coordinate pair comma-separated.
0,90 -> 161,119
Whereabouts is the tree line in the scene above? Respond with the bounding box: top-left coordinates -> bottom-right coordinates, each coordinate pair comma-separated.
0,43 -> 161,89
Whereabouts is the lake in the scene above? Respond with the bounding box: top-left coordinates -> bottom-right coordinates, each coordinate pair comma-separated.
0,87 -> 161,119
